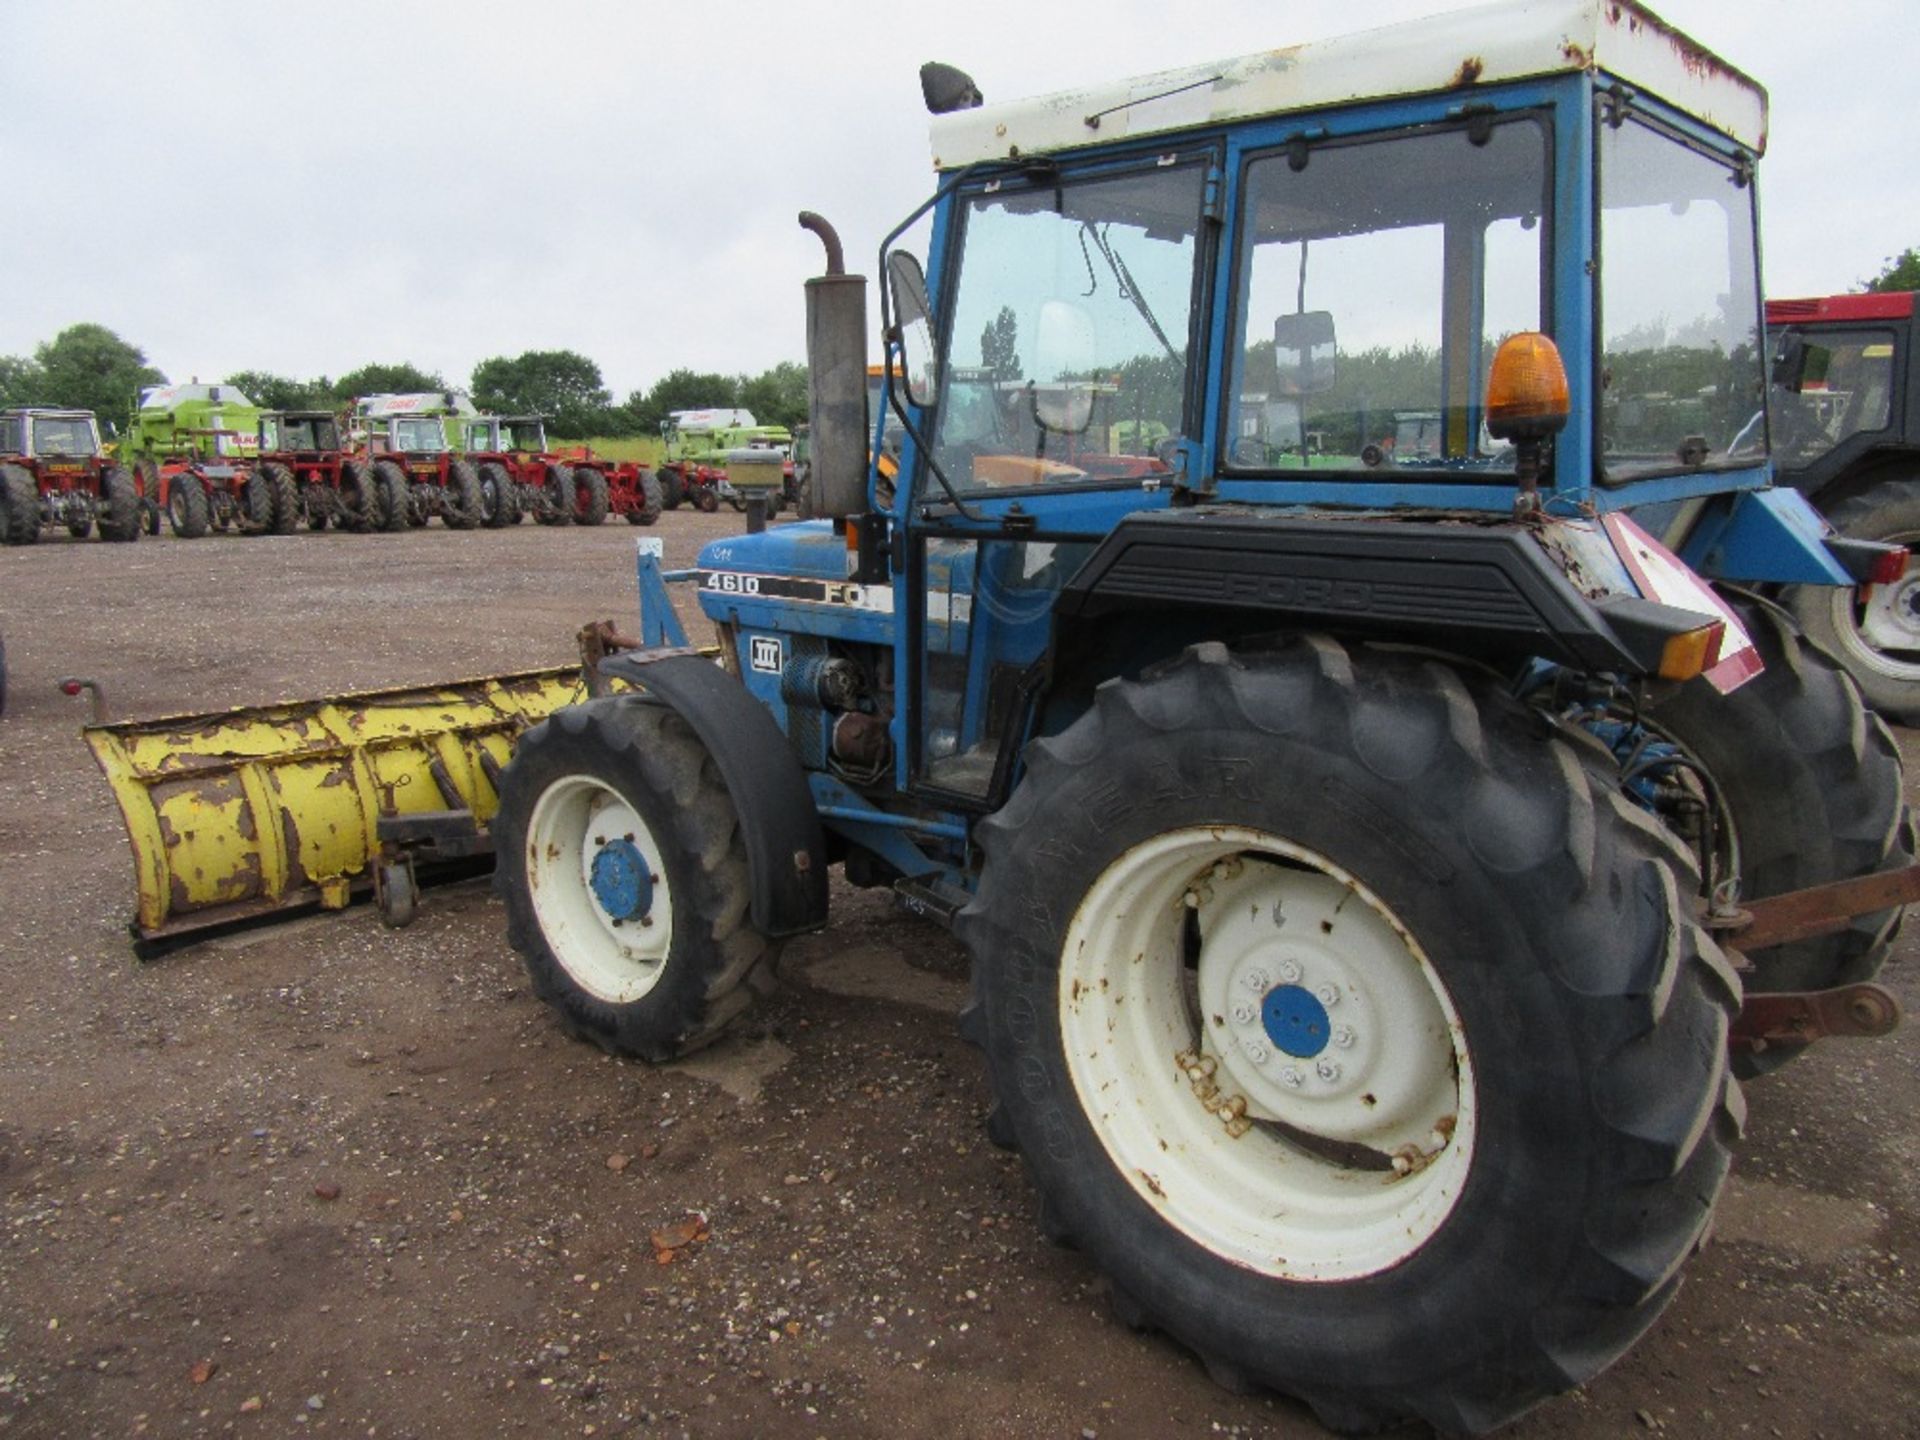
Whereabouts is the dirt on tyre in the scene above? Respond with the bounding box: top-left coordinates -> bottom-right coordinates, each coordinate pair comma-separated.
956,638 -> 1743,1434
1785,476 -> 1920,724
1643,598 -> 1911,1074
98,466 -> 141,542
571,466 -> 610,526
338,461 -> 379,533
493,697 -> 777,1061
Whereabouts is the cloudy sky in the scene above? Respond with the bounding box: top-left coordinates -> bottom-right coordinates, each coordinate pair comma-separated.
2,0 -> 1911,401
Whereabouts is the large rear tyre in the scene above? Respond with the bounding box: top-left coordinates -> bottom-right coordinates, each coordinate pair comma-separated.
656,468 -> 684,511
1785,476 -> 1920,724
624,470 -> 663,525
479,462 -> 518,527
536,465 -> 575,526
301,482 -> 330,531
261,463 -> 299,534
99,467 -> 141,543
373,460 -> 410,533
338,461 -> 379,533
494,697 -> 778,1061
444,460 -> 484,530
165,472 -> 210,539
0,465 -> 40,545
1642,599 -> 1911,1074
957,640 -> 1742,1434
238,469 -> 276,534
571,465 -> 610,526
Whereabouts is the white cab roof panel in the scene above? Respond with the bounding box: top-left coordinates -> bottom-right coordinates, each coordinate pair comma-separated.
929,0 -> 1765,169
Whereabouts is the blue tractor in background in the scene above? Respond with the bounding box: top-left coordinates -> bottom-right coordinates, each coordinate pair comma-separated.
492,2 -> 1912,1430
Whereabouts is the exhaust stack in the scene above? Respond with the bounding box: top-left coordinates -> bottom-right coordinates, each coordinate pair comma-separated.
799,211 -> 869,520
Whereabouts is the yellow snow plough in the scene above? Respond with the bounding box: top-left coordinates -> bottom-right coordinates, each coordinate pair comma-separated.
83,664 -> 594,941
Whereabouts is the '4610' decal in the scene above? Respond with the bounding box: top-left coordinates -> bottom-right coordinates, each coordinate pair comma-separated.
696,570 -> 893,613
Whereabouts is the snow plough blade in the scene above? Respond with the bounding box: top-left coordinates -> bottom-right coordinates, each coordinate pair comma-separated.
83,665 -> 593,942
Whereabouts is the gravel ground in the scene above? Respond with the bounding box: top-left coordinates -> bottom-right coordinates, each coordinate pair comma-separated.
0,514 -> 1915,1439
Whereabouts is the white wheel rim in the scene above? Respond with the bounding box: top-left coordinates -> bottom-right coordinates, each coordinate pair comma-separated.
1059,827 -> 1475,1282
1837,547 -> 1920,681
525,775 -> 674,1003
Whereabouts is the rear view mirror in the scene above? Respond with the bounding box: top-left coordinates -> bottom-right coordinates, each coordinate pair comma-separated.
1031,301 -> 1098,434
1029,383 -> 1094,436
888,251 -> 937,408
1274,310 -> 1338,396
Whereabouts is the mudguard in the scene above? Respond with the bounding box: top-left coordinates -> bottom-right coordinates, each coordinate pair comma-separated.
599,650 -> 829,939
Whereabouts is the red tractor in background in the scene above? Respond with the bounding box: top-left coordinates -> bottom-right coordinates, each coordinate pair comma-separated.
0,408 -> 141,544
355,394 -> 483,532
463,415 -> 609,527
256,410 -> 381,532
1769,291 -> 1920,720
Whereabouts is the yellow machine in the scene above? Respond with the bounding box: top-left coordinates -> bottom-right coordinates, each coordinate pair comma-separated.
84,665 -> 592,941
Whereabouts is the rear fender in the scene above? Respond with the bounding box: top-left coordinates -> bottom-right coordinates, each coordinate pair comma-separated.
598,650 -> 829,938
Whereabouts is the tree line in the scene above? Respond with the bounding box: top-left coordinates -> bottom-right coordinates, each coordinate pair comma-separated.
0,325 -> 810,440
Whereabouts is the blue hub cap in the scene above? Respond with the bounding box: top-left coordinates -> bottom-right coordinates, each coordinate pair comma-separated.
589,839 -> 653,922
1262,983 -> 1331,1058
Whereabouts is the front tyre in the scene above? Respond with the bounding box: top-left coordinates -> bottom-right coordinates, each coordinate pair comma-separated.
624,470 -> 663,525
571,465 -> 610,525
958,640 -> 1742,1434
493,697 -> 778,1061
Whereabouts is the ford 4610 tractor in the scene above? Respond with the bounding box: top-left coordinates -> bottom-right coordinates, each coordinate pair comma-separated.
81,2 -> 1915,1432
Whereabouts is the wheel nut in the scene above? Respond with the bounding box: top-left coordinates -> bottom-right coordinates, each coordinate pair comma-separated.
1243,968 -> 1270,992
1278,960 -> 1302,983
1315,1059 -> 1341,1082
1279,1066 -> 1305,1089
1315,983 -> 1341,1006
1243,1041 -> 1269,1065
1231,1003 -> 1256,1026
1332,1026 -> 1356,1049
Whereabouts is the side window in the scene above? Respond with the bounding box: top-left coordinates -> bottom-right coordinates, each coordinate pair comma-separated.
1771,329 -> 1895,467
1227,119 -> 1547,472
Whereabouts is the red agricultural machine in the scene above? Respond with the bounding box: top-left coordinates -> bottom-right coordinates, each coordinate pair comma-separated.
256,410 -> 381,532
0,407 -> 142,543
355,393 -> 484,531
461,415 -> 609,526
122,382 -> 280,538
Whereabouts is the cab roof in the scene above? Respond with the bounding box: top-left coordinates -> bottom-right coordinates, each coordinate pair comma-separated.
928,0 -> 1765,169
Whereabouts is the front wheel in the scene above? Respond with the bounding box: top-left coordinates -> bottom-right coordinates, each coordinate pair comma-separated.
535,465 -> 575,526
957,640 -> 1742,1434
373,460 -> 410,533
99,467 -> 141,542
443,460 -> 484,530
479,462 -> 517,528
165,472 -> 211,538
1785,476 -> 1920,723
571,466 -> 610,526
494,698 -> 778,1061
624,470 -> 663,525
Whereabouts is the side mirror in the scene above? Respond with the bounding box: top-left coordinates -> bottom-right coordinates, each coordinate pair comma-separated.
1274,310 -> 1338,396
888,251 -> 938,408
1031,300 -> 1097,434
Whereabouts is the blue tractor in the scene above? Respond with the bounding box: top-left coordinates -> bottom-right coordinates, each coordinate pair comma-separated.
492,2 -> 1911,1430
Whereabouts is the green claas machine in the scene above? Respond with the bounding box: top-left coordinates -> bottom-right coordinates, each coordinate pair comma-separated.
655,408 -> 793,512
121,382 -> 286,537
79,2 -> 1920,1430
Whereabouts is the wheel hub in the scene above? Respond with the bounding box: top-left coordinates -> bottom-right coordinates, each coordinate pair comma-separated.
589,838 -> 653,921
1260,983 -> 1331,1058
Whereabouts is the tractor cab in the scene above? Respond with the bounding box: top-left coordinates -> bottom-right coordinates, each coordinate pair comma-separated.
7,409 -> 104,460
497,416 -> 550,455
259,410 -> 343,456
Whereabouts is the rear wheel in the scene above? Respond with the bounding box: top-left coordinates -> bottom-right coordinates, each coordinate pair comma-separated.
657,468 -> 684,511
99,467 -> 141,543
444,460 -> 484,529
572,465 -> 610,526
624,470 -> 663,525
165,472 -> 211,538
1642,599 -> 1910,1074
373,461 -> 410,533
958,640 -> 1742,1434
260,463 -> 299,534
536,465 -> 575,526
339,461 -> 379,533
238,469 -> 276,534
0,465 -> 40,545
1785,476 -> 1920,723
693,480 -> 719,514
479,462 -> 518,527
494,697 -> 778,1060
